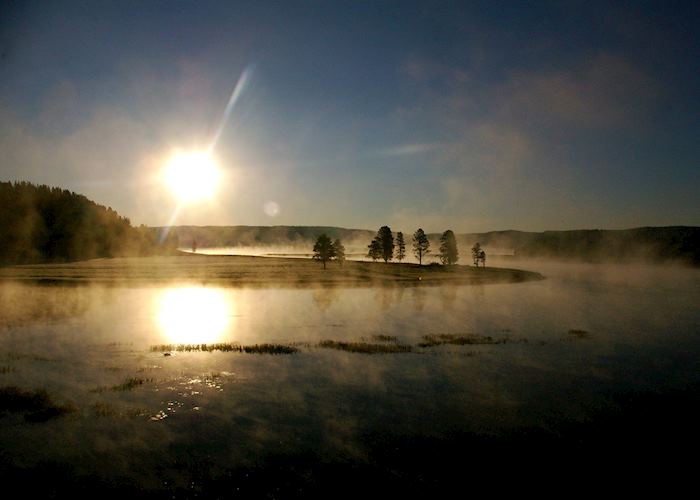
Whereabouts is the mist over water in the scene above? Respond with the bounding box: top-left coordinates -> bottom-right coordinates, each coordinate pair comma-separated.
1,259 -> 699,492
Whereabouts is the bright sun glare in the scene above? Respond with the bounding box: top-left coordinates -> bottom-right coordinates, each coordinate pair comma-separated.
163,151 -> 221,203
157,287 -> 231,344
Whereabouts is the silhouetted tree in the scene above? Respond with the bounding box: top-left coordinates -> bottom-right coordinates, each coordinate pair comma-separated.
413,228 -> 430,265
479,249 -> 486,267
376,226 -> 394,262
396,232 -> 406,262
439,230 -> 459,265
367,238 -> 382,261
192,238 -> 197,253
472,242 -> 482,267
312,233 -> 335,269
333,238 -> 345,265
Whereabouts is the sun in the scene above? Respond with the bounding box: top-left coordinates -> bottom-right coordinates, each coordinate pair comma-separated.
163,151 -> 221,203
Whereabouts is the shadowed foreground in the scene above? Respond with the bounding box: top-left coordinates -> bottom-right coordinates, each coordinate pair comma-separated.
1,385 -> 697,497
0,254 -> 543,286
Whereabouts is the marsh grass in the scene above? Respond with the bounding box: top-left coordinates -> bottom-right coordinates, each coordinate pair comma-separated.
318,340 -> 413,354
369,335 -> 399,342
0,365 -> 15,374
91,377 -> 153,393
418,334 -> 516,348
150,343 -> 299,354
243,344 -> 299,354
0,385 -> 75,422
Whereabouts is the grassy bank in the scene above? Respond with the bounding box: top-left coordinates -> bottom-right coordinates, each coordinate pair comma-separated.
0,254 -> 543,286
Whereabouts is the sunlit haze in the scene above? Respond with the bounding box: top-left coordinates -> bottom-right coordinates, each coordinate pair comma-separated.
157,287 -> 231,344
163,151 -> 221,203
1,1 -> 698,231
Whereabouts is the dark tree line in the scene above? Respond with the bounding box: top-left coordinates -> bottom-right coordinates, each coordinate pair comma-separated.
0,181 -> 178,265
364,226 -> 466,266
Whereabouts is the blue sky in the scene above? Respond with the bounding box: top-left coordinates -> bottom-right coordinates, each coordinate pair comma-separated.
1,0 -> 698,232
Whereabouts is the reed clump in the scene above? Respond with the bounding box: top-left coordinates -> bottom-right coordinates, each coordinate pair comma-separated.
318,340 -> 412,354
418,334 -> 508,348
150,343 -> 298,354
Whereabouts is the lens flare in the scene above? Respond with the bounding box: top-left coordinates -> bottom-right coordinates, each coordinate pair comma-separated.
263,201 -> 280,217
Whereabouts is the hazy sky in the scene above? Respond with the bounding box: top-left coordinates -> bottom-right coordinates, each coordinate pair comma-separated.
1,0 -> 698,232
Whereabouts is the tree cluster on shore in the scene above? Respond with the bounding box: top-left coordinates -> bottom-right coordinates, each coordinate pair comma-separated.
0,181 -> 178,265
367,226 -> 460,265
312,225 -> 485,268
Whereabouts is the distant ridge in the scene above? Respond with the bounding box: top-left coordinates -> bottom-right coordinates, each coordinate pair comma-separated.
159,225 -> 374,248
454,226 -> 700,265
162,225 -> 700,265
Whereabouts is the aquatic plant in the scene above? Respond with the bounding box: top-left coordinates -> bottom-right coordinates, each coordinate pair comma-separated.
150,343 -> 298,354
318,340 -> 412,354
418,334 -> 509,348
91,377 -> 153,393
371,335 -> 399,342
242,344 -> 299,355
158,343 -> 298,354
0,385 -> 75,422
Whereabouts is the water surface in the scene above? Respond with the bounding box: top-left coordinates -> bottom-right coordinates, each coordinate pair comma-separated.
1,260 -> 699,494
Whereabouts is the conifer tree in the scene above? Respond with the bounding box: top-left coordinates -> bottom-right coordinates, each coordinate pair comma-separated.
333,238 -> 345,265
395,232 -> 406,262
377,226 -> 394,263
439,230 -> 459,265
312,233 -> 335,269
412,228 -> 430,265
367,238 -> 382,261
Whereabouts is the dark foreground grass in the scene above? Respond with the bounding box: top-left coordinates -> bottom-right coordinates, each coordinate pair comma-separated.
150,343 -> 299,355
317,340 -> 413,354
0,386 -> 75,422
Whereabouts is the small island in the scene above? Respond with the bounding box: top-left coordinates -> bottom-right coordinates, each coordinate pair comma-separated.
0,254 -> 543,286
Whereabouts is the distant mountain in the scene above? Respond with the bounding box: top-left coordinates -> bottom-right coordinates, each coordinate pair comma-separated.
454,227 -> 700,265
164,225 -> 700,265
0,181 -> 177,264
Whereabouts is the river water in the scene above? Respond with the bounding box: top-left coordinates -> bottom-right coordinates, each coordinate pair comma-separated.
1,259 -> 699,494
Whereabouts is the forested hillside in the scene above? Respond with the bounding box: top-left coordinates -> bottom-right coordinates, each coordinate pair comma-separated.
0,182 -> 177,264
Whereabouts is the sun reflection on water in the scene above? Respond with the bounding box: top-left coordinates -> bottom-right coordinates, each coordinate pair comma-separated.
157,287 -> 232,344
